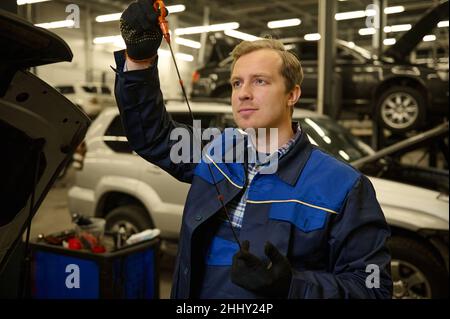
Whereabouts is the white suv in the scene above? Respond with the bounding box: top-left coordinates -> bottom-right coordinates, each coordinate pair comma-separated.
68,100 -> 449,298
55,83 -> 115,118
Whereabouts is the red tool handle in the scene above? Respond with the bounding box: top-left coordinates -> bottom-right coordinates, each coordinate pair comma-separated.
153,0 -> 170,43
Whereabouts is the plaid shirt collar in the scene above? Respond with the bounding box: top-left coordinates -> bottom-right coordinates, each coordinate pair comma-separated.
224,122 -> 302,229
248,122 -> 302,167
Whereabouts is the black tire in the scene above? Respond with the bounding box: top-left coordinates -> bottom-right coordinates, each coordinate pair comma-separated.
388,236 -> 448,299
105,205 -> 154,237
376,86 -> 426,133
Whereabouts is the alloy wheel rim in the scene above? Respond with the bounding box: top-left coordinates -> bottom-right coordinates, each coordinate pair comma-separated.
391,260 -> 432,299
110,220 -> 139,236
381,92 -> 419,129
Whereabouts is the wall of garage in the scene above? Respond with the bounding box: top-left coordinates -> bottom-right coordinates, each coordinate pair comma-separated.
29,2 -> 196,99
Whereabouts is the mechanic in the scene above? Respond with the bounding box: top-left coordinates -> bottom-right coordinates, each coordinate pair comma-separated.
113,0 -> 393,298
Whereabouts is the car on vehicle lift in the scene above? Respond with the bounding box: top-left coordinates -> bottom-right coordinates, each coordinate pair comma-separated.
191,1 -> 449,134
0,9 -> 90,296
68,101 -> 449,299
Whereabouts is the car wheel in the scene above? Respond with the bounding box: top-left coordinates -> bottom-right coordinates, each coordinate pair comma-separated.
105,205 -> 154,237
388,236 -> 448,299
376,86 -> 425,133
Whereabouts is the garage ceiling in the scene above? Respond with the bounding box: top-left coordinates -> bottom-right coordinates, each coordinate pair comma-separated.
22,0 -> 450,56
84,0 -> 447,36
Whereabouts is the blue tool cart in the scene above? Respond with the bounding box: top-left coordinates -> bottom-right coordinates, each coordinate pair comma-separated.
29,233 -> 160,299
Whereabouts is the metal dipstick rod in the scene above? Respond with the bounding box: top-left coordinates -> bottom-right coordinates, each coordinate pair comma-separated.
152,0 -> 242,250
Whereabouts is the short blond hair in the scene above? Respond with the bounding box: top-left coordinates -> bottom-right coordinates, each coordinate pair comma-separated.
230,38 -> 304,93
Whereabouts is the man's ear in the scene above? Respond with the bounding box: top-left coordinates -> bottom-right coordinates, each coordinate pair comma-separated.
287,85 -> 301,106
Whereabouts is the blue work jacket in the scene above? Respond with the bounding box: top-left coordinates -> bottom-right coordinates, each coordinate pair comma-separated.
113,50 -> 392,299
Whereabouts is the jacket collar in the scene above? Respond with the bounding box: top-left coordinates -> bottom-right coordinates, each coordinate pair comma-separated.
210,123 -> 313,187
275,124 -> 314,186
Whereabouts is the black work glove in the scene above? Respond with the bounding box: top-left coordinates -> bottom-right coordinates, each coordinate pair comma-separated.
231,240 -> 292,298
120,0 -> 168,60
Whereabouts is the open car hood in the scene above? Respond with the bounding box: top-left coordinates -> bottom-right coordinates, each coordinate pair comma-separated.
0,8 -> 72,68
0,10 -> 90,271
384,0 -> 449,63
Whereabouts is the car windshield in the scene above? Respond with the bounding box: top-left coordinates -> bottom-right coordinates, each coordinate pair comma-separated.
337,40 -> 374,60
297,117 -> 373,162
223,114 -> 373,163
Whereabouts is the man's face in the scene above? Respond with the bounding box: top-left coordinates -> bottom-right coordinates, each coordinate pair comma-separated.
230,49 -> 297,131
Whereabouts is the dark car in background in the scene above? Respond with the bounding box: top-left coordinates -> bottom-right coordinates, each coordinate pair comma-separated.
191,1 -> 449,134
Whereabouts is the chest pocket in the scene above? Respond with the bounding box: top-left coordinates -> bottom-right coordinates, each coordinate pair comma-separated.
268,201 -> 334,232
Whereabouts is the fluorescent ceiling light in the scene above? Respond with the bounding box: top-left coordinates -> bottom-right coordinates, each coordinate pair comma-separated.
423,34 -> 436,42
175,37 -> 201,49
17,0 -> 51,4
359,24 -> 411,36
224,29 -> 260,41
304,33 -> 321,41
175,22 -> 239,35
35,19 -> 74,29
93,35 -> 122,44
384,6 -> 405,14
166,4 -> 186,13
267,18 -> 301,29
95,13 -> 121,23
384,24 -> 411,33
335,10 -> 367,21
93,36 -> 193,61
336,6 -> 405,20
158,49 -> 193,62
94,35 -> 126,49
95,4 -> 185,23
359,27 -> 376,35
383,38 -> 396,46
438,20 -> 449,28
